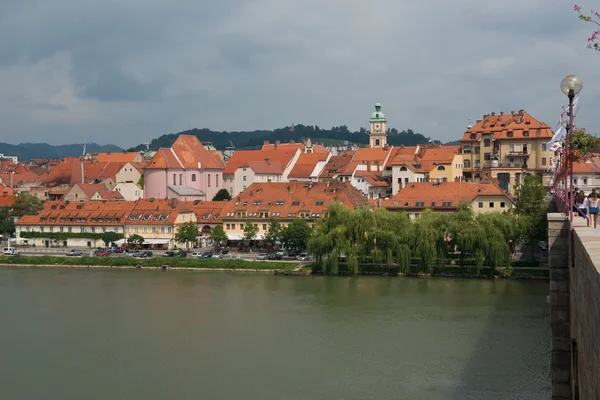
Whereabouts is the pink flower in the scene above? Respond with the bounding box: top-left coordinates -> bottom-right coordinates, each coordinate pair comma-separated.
592,9 -> 600,16
575,4 -> 582,11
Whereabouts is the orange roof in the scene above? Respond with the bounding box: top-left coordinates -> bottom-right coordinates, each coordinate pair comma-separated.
0,188 -> 16,207
223,149 -> 298,175
319,154 -> 353,179
573,161 -> 600,174
340,147 -> 393,175
381,179 -> 512,210
221,181 -> 368,219
288,152 -> 329,179
354,170 -> 389,187
17,200 -> 135,227
389,144 -> 460,173
94,152 -> 141,163
187,200 -> 226,225
146,135 -> 225,170
460,110 -> 553,142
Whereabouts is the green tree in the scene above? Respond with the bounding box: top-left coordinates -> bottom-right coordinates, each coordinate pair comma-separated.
137,175 -> 144,190
242,221 -> 259,245
175,221 -> 198,249
0,207 -> 15,236
127,234 -> 145,249
263,219 -> 282,246
210,225 -> 228,245
281,219 -> 312,253
101,231 -> 124,247
512,175 -> 548,259
11,192 -> 43,217
212,188 -> 232,201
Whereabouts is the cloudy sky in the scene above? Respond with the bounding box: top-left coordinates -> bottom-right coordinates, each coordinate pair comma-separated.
0,0 -> 599,147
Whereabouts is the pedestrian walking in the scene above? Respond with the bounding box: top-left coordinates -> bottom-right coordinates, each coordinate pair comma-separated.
587,192 -> 599,229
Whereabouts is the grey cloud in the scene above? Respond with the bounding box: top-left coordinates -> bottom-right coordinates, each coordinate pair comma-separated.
0,0 -> 598,147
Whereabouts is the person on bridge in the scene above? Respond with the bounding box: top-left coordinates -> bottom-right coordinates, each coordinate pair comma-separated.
587,192 -> 599,229
575,191 -> 589,227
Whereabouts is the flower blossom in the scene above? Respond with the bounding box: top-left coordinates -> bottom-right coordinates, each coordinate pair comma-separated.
574,4 -> 582,11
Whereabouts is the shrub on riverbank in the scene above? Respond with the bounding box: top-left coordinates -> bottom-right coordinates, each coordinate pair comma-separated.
0,255 -> 293,271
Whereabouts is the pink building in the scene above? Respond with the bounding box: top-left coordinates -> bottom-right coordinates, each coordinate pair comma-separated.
143,135 -> 225,201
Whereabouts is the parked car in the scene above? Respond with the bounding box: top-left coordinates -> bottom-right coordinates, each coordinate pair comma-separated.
202,251 -> 213,258
66,249 -> 83,257
94,249 -> 111,257
296,252 -> 310,261
212,253 -> 224,259
125,249 -> 138,256
3,247 -> 19,255
129,251 -> 143,257
221,249 -> 229,255
539,241 -> 548,251
287,250 -> 297,258
256,253 -> 268,260
163,251 -> 176,257
139,251 -> 153,258
267,253 -> 282,260
174,251 -> 187,258
191,252 -> 203,258
276,250 -> 286,257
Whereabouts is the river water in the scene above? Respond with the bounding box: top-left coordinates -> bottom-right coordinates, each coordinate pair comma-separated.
0,268 -> 550,400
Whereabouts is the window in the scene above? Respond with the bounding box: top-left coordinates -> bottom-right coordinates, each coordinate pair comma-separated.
464,160 -> 471,168
316,201 -> 324,206
437,166 -> 446,171
179,174 -> 182,185
240,224 -> 244,230
397,178 -> 401,184
68,227 -> 72,233
263,224 -> 267,230
483,138 -> 491,147
474,146 -> 480,155
208,174 -> 211,187
230,224 -> 235,230
484,153 -> 491,161
229,187 -> 233,193
143,227 -> 148,233
152,226 -> 157,234
583,178 -> 588,185
463,145 -> 471,154
216,175 -> 219,187
542,157 -> 547,166
167,227 -> 172,233
243,176 -> 246,182
173,174 -> 176,185
404,178 -> 409,183
478,202 -> 483,208
507,131 -> 514,138
431,202 -> 436,207
522,144 -> 528,153
489,202 -> 494,208
469,134 -> 476,140
134,226 -> 139,233
542,143 -> 547,152
500,202 -> 506,208
292,201 -> 300,206
399,166 -> 408,171
523,131 -> 529,137
242,185 -> 246,191
474,160 -> 480,168
191,174 -> 196,182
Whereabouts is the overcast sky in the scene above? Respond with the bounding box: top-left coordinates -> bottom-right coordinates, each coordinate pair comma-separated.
0,0 -> 599,147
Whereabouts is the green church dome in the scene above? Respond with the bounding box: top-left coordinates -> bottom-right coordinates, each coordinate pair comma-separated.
370,100 -> 386,121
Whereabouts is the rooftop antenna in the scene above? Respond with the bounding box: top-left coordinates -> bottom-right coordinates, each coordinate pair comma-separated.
144,137 -> 151,152
467,117 -> 472,129
82,140 -> 89,157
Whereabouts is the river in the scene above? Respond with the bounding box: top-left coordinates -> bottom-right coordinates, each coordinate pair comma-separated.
0,268 -> 549,399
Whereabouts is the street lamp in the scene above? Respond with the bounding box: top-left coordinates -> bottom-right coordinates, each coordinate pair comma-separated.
560,74 -> 583,228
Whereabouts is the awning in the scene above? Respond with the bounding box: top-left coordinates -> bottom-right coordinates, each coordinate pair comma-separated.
144,239 -> 171,244
226,233 -> 265,241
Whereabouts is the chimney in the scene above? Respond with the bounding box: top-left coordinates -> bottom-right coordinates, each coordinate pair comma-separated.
263,140 -> 270,145
500,111 -> 504,116
265,158 -> 270,165
491,112 -> 495,116
171,198 -> 177,208
290,140 -> 295,144
81,162 -> 85,184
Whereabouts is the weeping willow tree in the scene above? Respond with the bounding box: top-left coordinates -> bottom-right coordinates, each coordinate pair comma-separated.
308,200 -> 525,277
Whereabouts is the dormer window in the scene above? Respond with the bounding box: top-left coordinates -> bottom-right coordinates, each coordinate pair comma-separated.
507,131 -> 514,138
292,201 -> 300,206
315,201 -> 324,206
523,131 -> 529,137
253,201 -> 261,206
469,134 -> 476,140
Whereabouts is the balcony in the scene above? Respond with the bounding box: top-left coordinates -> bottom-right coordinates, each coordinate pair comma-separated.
507,150 -> 529,156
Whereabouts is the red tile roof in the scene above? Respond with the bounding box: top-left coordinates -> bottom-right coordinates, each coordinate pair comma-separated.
288,152 -> 329,179
17,200 -> 135,227
460,110 -> 553,142
223,149 -> 298,175
221,181 -> 369,219
146,135 -> 225,170
381,179 -> 512,210
318,154 -> 353,179
94,152 -> 141,163
573,161 -> 600,173
340,147 -> 393,175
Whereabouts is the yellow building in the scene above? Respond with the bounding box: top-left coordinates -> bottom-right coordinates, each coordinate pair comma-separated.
460,110 -> 554,193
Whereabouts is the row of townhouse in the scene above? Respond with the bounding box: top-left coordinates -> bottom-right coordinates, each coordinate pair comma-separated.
15,199 -> 224,250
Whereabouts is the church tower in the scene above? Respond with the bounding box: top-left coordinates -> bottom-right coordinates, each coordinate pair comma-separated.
369,101 -> 387,148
